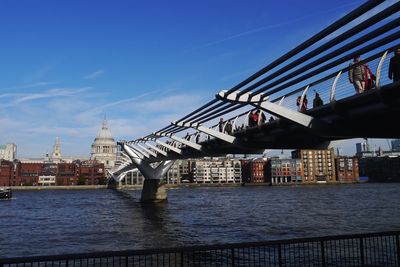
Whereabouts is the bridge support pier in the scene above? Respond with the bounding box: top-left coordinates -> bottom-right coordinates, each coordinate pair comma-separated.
141,179 -> 168,203
122,144 -> 174,203
139,160 -> 175,203
106,178 -> 118,189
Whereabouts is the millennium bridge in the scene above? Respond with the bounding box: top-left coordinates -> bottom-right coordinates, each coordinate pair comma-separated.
109,0 -> 400,202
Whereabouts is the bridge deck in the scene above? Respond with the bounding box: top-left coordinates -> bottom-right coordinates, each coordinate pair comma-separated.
143,82 -> 400,162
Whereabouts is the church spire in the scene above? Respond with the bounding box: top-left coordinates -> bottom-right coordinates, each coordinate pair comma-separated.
102,115 -> 108,130
51,137 -> 62,161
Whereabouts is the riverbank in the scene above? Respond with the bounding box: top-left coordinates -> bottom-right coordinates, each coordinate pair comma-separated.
10,183 -> 251,190
9,181 -> 367,190
11,185 -> 108,190
120,181 -> 368,189
119,182 -> 276,189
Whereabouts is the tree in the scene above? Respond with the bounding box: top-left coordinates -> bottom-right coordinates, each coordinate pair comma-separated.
77,175 -> 86,185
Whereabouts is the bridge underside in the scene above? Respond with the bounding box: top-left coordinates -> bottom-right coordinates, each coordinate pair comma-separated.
143,82 -> 400,163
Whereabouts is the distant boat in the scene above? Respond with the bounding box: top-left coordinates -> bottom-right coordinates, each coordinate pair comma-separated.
0,187 -> 12,199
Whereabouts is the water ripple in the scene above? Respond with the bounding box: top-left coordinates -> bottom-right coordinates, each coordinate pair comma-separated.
0,184 -> 400,258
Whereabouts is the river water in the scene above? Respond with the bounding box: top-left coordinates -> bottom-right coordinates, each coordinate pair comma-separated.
0,183 -> 399,258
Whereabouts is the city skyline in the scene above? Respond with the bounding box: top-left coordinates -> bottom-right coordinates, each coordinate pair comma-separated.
0,0 -> 397,157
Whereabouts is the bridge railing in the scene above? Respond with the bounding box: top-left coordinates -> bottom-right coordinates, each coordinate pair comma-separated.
1,231 -> 399,266
269,49 -> 392,112
210,46 -> 398,134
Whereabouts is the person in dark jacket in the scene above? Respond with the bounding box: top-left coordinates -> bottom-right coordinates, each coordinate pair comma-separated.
313,92 -> 323,108
349,55 -> 365,93
218,118 -> 224,132
225,120 -> 233,134
389,49 -> 400,82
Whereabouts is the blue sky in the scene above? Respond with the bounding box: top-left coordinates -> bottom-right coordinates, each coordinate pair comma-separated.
0,0 -> 396,158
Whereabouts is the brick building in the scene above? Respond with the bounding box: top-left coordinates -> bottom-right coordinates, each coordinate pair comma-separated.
250,159 -> 267,183
292,148 -> 336,184
19,163 -> 42,186
0,160 -> 105,186
78,160 -> 105,185
241,159 -> 268,183
0,160 -> 14,186
335,157 -> 359,182
267,158 -> 302,185
57,163 -> 78,185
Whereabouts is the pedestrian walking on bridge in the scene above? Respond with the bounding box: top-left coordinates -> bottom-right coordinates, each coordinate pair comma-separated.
349,55 -> 366,94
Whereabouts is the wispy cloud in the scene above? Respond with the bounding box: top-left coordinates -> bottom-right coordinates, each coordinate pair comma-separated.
0,93 -> 24,99
24,63 -> 59,82
14,87 -> 90,105
186,1 -> 364,52
22,125 -> 97,138
187,24 -> 289,52
0,81 -> 59,91
0,87 -> 91,107
75,89 -> 164,124
83,70 -> 104,79
126,94 -> 205,114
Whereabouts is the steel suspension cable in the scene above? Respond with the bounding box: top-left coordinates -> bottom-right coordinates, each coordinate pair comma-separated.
172,0 -> 383,125
174,2 -> 398,126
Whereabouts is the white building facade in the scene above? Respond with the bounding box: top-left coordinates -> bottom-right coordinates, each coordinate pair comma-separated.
193,158 -> 242,183
38,175 -> 56,186
0,143 -> 17,161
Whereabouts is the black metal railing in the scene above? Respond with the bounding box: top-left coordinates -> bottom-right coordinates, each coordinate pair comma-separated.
1,231 -> 399,266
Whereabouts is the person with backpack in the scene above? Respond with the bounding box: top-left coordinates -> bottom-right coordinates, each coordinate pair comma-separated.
363,64 -> 376,91
349,55 -> 366,93
225,120 -> 233,134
